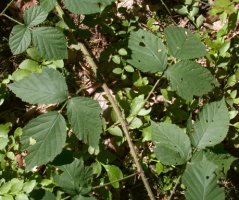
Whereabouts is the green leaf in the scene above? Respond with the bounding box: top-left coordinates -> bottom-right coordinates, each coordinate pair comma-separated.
182,157 -> 225,200
40,0 -> 57,12
0,181 -> 12,194
118,48 -> 127,56
43,60 -> 64,69
129,95 -> 145,117
15,194 -> 28,200
128,29 -> 167,73
23,180 -> 36,193
165,26 -> 207,59
67,97 -> 102,148
112,55 -> 121,64
19,59 -> 41,72
1,195 -> 14,200
166,61 -> 215,101
112,68 -> 123,74
0,123 -> 11,150
151,121 -> 192,165
192,150 -> 237,177
63,0 -> 114,14
9,68 -> 68,104
10,179 -> 23,194
72,195 -> 97,200
128,117 -> 143,129
26,48 -> 42,61
23,6 -> 48,27
32,27 -> 67,60
124,65 -> 134,73
103,165 -> 123,188
9,25 -> 31,55
12,69 -> 32,81
21,112 -> 67,170
54,159 -> 93,195
190,99 -> 229,149
108,126 -> 123,137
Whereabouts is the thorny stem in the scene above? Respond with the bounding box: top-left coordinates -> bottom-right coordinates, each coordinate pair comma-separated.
49,4 -> 156,199
0,0 -> 14,15
92,172 -> 139,190
79,42 -> 156,200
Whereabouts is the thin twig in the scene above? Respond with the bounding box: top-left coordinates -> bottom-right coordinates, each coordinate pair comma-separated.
159,0 -> 177,25
92,172 -> 139,190
59,99 -> 69,113
168,175 -> 182,200
1,13 -> 24,25
79,42 -> 156,200
0,0 -> 14,15
128,70 -> 167,125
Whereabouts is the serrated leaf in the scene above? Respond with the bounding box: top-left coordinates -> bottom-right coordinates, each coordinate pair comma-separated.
190,99 -> 229,149
21,112 -> 67,170
40,0 -> 57,12
103,165 -> 123,189
67,97 -> 102,148
9,25 -> 31,55
151,121 -> 192,165
166,60 -> 215,101
182,158 -> 225,200
54,159 -> 93,195
9,68 -> 68,104
192,150 -> 237,177
165,26 -> 206,59
23,6 -> 48,27
63,0 -> 114,14
32,27 -> 67,60
128,29 -> 167,73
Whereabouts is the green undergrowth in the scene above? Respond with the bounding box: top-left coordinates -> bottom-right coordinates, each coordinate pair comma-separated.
0,0 -> 239,199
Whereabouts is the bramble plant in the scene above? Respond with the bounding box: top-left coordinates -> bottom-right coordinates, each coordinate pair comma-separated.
0,0 -> 238,199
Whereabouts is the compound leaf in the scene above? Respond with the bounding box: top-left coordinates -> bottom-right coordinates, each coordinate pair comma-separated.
67,97 -> 102,148
23,5 -> 48,27
182,158 -> 225,200
190,99 -> 229,149
32,27 -> 67,60
21,112 -> 67,171
40,0 -> 57,12
165,26 -> 207,59
63,0 -> 114,14
9,68 -> 68,104
151,121 -> 192,165
128,29 -> 167,73
166,60 -> 216,101
9,25 -> 31,55
54,159 -> 93,195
